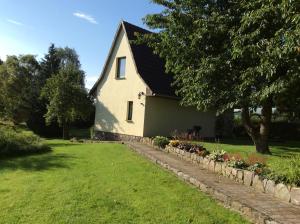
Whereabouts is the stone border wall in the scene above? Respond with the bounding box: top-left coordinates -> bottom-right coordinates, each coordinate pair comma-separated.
163,145 -> 300,207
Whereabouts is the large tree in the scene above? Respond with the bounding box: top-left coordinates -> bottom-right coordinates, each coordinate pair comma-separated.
139,0 -> 300,153
26,44 -> 62,137
41,48 -> 93,139
0,55 -> 39,123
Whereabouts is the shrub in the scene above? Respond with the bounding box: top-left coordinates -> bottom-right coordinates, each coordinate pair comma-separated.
266,156 -> 300,186
153,136 -> 169,148
247,163 -> 267,175
169,140 -> 180,147
0,126 -> 50,157
197,150 -> 210,157
189,144 -> 206,153
177,142 -> 193,151
227,153 -> 247,169
246,153 -> 267,166
207,150 -> 227,162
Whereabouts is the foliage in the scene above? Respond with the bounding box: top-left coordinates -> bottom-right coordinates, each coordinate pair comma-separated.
26,44 -> 62,137
41,50 -> 94,139
247,163 -> 267,175
153,136 -> 170,148
0,122 -> 50,157
207,150 -> 227,162
266,155 -> 300,186
246,153 -> 267,166
226,153 -> 247,169
139,0 -> 300,154
177,142 -> 193,151
169,140 -> 209,156
197,150 -> 210,158
169,140 -> 180,147
0,55 -> 39,123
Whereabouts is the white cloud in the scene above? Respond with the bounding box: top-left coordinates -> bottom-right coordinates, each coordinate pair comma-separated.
7,19 -> 24,26
73,12 -> 98,24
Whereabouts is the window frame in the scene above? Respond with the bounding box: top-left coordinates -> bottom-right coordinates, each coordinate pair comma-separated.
126,101 -> 133,121
116,57 -> 126,79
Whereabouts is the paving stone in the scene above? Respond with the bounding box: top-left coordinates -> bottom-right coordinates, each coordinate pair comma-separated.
126,142 -> 300,224
215,162 -> 222,174
253,175 -> 265,192
203,157 -> 210,168
290,187 -> 300,206
225,166 -> 232,177
274,183 -> 291,202
221,163 -> 227,176
244,170 -> 254,186
231,200 -> 243,211
265,180 -> 276,195
237,169 -> 244,183
197,155 -> 203,164
231,168 -> 238,177
208,160 -> 216,172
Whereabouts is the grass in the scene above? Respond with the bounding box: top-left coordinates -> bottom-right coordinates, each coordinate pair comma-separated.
0,140 -> 249,224
199,139 -> 300,176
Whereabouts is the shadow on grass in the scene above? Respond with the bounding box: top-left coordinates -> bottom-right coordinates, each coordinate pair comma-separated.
46,142 -> 81,148
0,152 -> 75,171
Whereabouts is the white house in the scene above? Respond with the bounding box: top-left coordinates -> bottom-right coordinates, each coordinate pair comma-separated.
89,21 -> 216,140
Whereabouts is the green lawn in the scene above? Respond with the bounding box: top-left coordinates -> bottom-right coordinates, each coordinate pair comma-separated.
200,139 -> 300,169
0,140 -> 249,224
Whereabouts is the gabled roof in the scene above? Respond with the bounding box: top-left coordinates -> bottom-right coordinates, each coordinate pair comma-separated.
89,20 -> 177,98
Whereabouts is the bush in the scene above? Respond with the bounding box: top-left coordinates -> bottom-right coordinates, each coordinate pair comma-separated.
153,136 -> 169,148
0,125 -> 50,157
246,153 -> 267,166
197,150 -> 210,157
177,142 -> 193,151
169,140 -> 180,147
207,150 -> 227,162
266,156 -> 300,186
226,153 -> 247,169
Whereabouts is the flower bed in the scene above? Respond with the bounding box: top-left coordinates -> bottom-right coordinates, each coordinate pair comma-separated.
158,140 -> 300,207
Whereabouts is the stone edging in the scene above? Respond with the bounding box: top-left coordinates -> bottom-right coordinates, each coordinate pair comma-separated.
163,145 -> 300,207
125,142 -> 285,224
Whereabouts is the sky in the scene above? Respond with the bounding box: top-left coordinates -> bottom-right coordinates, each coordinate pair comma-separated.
0,0 -> 163,89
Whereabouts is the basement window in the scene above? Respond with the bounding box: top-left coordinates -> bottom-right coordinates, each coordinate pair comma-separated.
116,57 -> 126,79
127,101 -> 133,121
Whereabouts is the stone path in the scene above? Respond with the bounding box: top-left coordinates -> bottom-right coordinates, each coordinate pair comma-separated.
125,141 -> 300,224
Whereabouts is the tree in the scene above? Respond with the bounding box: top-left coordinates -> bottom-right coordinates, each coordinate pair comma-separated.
0,55 -> 39,123
26,44 -> 62,137
139,0 -> 300,154
41,49 -> 93,139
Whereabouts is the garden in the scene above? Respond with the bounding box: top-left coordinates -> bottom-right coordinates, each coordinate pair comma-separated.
153,136 -> 300,205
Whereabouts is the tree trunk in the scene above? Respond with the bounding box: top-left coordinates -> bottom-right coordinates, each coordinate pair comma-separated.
241,101 -> 272,154
62,123 -> 69,140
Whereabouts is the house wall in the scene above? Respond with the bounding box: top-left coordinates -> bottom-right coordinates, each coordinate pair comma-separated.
94,29 -> 147,136
143,96 -> 216,138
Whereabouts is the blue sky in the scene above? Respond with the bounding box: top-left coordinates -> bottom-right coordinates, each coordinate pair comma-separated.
0,0 -> 162,89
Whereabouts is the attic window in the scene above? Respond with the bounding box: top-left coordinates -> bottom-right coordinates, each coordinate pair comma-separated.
116,57 -> 126,79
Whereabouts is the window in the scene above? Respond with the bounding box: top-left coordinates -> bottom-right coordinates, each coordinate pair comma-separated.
116,57 -> 126,78
127,101 -> 133,121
